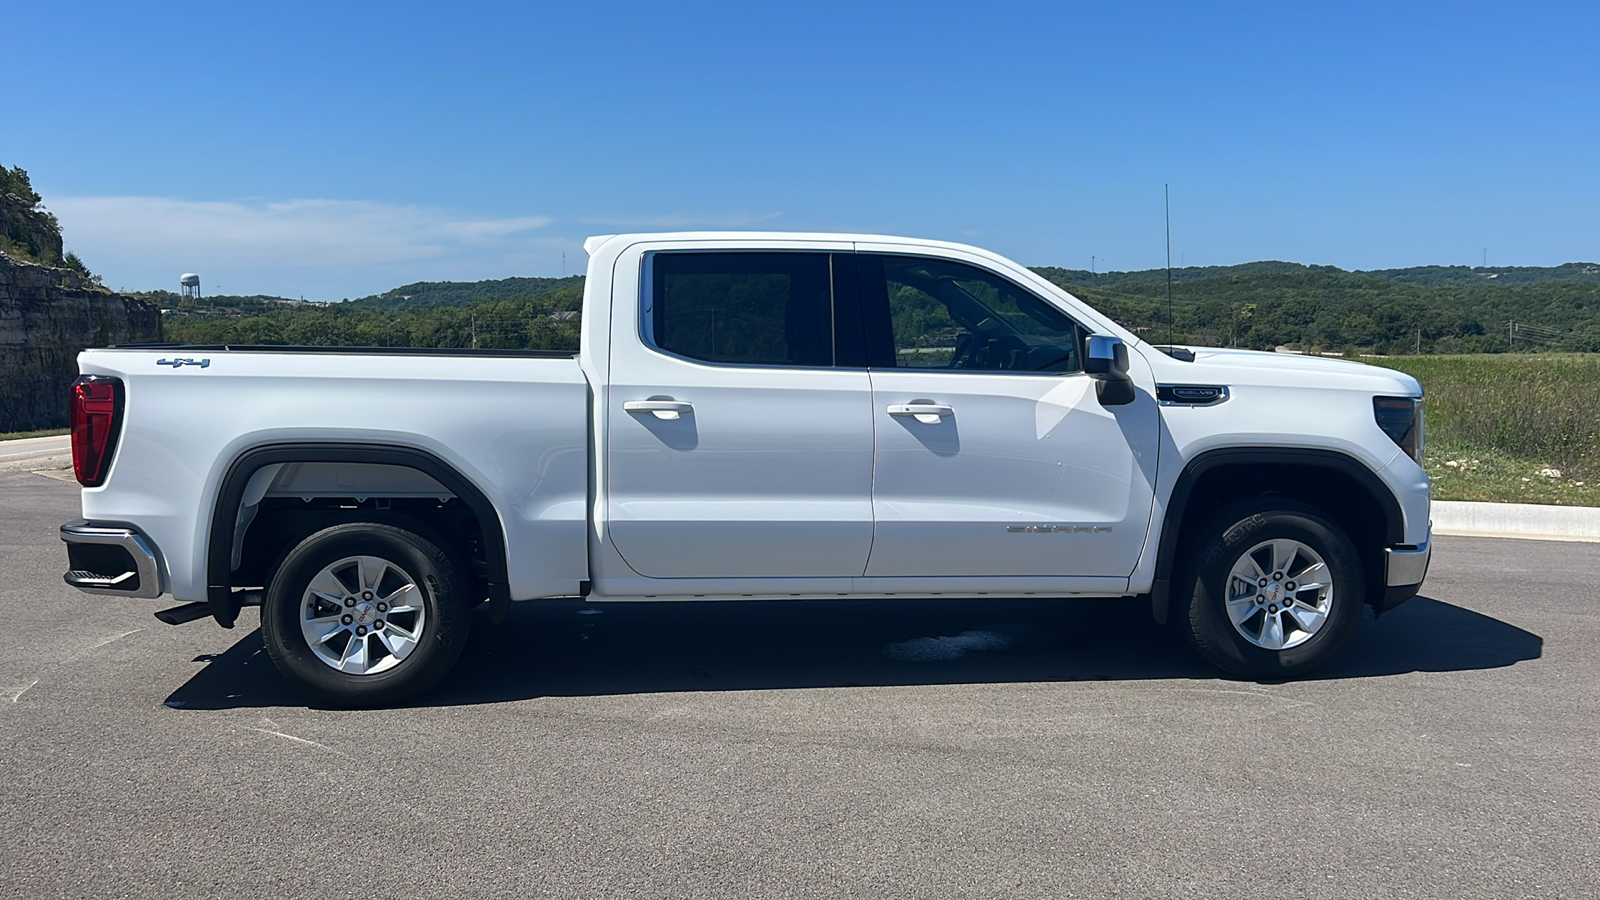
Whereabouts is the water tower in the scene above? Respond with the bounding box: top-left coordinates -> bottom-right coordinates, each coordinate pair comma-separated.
180,273 -> 200,301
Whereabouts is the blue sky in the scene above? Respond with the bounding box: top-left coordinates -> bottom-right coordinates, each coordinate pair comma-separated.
9,1 -> 1597,299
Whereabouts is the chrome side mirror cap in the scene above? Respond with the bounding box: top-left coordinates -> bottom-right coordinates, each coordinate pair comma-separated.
1083,334 -> 1135,406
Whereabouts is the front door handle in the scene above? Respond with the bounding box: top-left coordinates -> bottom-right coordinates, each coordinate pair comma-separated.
887,403 -> 953,424
624,399 -> 694,420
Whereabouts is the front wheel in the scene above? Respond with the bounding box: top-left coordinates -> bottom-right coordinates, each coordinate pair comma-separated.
262,522 -> 471,706
1178,500 -> 1365,678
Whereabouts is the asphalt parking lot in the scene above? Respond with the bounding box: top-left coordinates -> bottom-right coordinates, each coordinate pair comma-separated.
2,468 -> 1595,899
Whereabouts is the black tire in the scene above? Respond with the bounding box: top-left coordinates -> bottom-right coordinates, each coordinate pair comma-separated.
262,522 -> 471,706
1177,499 -> 1364,679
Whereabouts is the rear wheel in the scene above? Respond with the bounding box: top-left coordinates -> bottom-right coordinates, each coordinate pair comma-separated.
262,523 -> 471,706
1178,500 -> 1364,678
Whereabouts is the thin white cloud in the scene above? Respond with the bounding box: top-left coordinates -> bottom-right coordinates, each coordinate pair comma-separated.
43,195 -> 564,298
48,195 -> 553,268
579,211 -> 783,229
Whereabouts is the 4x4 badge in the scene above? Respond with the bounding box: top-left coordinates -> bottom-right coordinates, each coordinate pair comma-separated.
157,358 -> 210,369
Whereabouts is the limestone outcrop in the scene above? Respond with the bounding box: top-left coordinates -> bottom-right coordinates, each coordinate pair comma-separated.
0,254 -> 161,432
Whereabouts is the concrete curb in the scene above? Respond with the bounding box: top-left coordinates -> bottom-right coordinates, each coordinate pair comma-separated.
0,449 -> 71,475
1433,500 -> 1600,543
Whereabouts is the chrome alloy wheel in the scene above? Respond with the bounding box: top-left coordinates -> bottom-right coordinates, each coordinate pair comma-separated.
1224,539 -> 1334,651
299,555 -> 426,675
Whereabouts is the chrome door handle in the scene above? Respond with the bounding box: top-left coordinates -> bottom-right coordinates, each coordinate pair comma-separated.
624,399 -> 694,420
887,403 -> 953,424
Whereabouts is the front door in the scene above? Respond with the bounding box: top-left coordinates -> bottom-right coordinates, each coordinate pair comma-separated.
857,251 -> 1158,579
604,246 -> 875,579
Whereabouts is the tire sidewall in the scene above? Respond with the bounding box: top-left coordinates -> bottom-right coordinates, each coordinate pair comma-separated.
1184,501 -> 1365,678
262,523 -> 467,705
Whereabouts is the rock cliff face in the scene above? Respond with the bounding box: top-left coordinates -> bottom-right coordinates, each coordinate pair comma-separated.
0,254 -> 161,432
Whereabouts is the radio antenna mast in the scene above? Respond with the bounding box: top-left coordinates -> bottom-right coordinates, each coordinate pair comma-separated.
1165,184 -> 1174,346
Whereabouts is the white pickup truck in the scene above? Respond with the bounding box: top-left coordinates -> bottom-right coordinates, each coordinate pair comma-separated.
61,232 -> 1430,704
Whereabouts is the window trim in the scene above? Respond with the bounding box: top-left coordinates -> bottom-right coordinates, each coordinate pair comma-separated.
637,250 -> 867,371
857,251 -> 1091,376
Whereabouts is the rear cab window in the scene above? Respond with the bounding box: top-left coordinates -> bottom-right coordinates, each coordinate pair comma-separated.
644,252 -> 841,367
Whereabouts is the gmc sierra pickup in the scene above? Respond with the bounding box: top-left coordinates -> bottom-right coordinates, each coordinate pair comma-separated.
61,232 -> 1430,704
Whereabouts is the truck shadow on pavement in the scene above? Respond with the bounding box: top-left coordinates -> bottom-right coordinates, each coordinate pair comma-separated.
164,594 -> 1542,710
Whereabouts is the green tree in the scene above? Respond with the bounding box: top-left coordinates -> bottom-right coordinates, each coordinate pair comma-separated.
0,164 -> 42,205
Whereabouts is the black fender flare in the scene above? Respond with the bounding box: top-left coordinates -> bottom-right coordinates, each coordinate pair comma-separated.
1149,447 -> 1404,624
206,442 -> 511,627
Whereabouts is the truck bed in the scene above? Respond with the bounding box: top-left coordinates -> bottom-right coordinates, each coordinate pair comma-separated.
77,346 -> 590,603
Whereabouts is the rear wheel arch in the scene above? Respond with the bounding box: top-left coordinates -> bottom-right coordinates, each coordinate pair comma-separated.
205,443 -> 510,627
1150,448 -> 1402,624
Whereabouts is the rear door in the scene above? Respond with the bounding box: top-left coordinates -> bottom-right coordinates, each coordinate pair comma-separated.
857,248 -> 1159,579
604,242 -> 876,579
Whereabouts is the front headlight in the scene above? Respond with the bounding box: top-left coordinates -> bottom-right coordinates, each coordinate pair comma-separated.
1374,396 -> 1424,465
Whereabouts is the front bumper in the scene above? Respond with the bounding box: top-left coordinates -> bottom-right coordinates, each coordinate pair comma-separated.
60,520 -> 163,599
1377,527 -> 1431,614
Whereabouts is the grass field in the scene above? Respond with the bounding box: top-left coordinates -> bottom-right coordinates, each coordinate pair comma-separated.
1378,354 -> 1600,505
0,427 -> 68,442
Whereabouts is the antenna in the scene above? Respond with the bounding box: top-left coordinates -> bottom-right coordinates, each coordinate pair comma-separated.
1165,184 -> 1174,346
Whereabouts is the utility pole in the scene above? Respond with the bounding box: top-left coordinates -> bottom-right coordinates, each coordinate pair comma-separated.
1416,328 -> 1421,354
471,314 -> 478,350
1508,320 -> 1514,350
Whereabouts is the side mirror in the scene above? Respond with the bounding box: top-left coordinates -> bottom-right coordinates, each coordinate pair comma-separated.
1084,334 -> 1135,406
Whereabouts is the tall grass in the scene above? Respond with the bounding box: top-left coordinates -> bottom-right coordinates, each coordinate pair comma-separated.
1378,355 -> 1600,477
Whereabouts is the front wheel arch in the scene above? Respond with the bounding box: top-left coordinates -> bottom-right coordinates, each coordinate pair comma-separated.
1149,448 -> 1401,625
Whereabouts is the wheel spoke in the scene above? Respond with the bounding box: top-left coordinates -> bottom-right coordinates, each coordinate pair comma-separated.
1272,540 -> 1299,576
304,615 -> 347,646
340,631 -> 370,673
380,582 -> 418,610
1286,603 -> 1327,634
308,569 -> 350,603
358,557 -> 389,593
1260,609 -> 1287,649
1225,596 -> 1259,626
1292,560 -> 1327,584
377,626 -> 418,661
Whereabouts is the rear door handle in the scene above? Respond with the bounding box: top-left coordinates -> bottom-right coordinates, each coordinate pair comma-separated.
887,403 -> 953,424
624,399 -> 694,420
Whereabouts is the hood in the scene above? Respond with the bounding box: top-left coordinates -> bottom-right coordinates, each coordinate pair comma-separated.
1148,346 -> 1423,395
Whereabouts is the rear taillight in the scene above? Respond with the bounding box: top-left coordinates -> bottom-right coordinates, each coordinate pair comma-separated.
71,375 -> 124,487
1374,396 -> 1424,465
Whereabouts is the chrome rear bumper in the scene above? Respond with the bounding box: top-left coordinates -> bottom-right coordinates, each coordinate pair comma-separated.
60,520 -> 163,599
